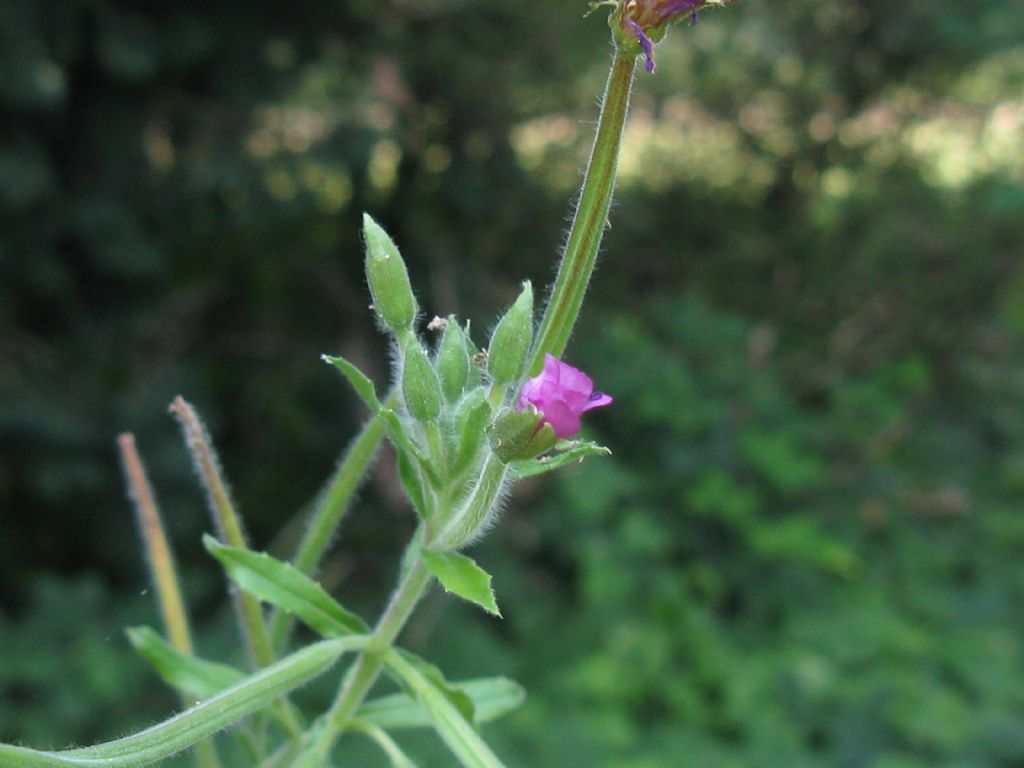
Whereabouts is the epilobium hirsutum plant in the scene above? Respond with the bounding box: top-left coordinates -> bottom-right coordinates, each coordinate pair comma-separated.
0,2 -> 739,766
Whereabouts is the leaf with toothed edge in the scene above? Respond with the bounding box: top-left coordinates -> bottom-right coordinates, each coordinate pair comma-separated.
422,550 -> 501,616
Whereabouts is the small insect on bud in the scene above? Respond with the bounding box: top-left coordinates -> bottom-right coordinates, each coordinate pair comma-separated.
487,281 -> 534,385
363,213 -> 418,331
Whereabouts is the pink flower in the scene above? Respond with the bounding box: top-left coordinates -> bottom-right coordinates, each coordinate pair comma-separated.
617,0 -> 705,73
518,354 -> 613,439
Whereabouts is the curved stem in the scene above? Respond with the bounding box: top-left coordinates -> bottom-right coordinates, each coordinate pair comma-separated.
529,49 -> 638,374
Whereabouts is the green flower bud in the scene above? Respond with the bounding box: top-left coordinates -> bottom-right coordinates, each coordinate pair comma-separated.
402,335 -> 443,422
363,213 -> 418,330
436,316 -> 471,403
487,406 -> 556,463
487,281 -> 533,384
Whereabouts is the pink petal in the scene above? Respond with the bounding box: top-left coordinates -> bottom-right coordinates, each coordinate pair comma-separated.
581,392 -> 613,412
541,398 -> 582,439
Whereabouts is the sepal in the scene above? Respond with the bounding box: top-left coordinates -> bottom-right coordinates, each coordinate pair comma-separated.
487,407 -> 557,463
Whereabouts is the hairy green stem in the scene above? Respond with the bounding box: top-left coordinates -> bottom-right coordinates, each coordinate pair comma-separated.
529,49 -> 638,374
300,555 -> 433,765
0,638 -> 365,768
429,452 -> 507,551
117,434 -> 222,768
169,397 -> 305,749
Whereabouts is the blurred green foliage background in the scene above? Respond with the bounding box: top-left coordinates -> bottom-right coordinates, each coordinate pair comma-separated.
2,0 -> 1024,765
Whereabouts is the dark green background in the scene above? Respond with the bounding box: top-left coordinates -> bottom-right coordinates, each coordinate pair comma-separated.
3,0 -> 1024,765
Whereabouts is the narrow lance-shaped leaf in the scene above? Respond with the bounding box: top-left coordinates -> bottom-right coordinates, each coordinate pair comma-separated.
422,550 -> 500,616
126,625 -> 245,700
509,440 -> 611,479
385,650 -> 509,768
450,388 -> 491,480
323,355 -> 441,487
390,650 -> 475,724
0,638 -> 366,768
322,355 -> 383,413
356,676 -> 525,730
204,536 -> 368,637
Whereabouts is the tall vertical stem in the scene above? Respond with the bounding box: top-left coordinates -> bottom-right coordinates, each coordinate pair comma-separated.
529,49 -> 638,374
299,555 -> 433,765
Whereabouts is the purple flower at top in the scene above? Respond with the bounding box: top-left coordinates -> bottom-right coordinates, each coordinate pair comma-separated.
518,354 -> 613,439
620,0 -> 703,73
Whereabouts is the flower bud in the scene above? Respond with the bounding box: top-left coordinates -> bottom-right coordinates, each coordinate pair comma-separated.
436,316 -> 471,403
518,354 -> 613,439
363,213 -> 418,331
487,281 -> 533,385
487,406 -> 557,463
402,336 -> 443,422
611,0 -> 717,73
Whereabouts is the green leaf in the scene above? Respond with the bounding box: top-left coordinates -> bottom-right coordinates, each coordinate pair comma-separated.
126,626 -> 244,699
396,449 -> 430,518
323,354 -> 382,413
357,676 -> 525,730
509,440 -> 611,478
422,550 -> 500,616
385,650 -> 509,768
389,650 -> 475,724
204,535 -> 368,637
451,389 -> 492,479
379,407 -> 443,490
0,637 -> 365,768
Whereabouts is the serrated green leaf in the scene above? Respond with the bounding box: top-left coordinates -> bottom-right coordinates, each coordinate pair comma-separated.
357,676 -> 525,730
204,535 -> 368,637
126,625 -> 244,699
385,650 -> 508,768
509,440 -> 611,478
323,354 -> 382,413
422,550 -> 500,616
0,637 -> 364,768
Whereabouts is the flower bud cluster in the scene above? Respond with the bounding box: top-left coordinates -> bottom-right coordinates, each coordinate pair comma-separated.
344,215 -> 612,551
